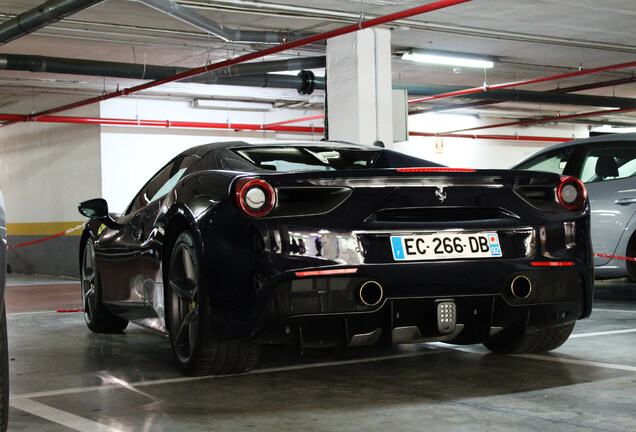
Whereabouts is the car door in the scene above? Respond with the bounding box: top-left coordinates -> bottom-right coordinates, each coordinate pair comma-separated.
98,156 -> 194,315
577,143 -> 636,266
134,156 -> 196,313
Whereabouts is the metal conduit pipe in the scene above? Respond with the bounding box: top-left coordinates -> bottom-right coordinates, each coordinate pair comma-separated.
184,56 -> 325,82
0,54 -> 325,92
0,54 -> 187,80
135,0 -> 316,44
213,73 -> 325,93
0,0 -> 105,46
397,83 -> 636,109
444,106 -> 636,134
407,61 -> 636,105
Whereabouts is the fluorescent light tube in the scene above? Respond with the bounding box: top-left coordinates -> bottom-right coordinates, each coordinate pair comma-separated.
402,51 -> 494,69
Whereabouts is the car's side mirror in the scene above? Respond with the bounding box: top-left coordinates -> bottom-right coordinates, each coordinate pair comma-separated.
78,198 -> 121,229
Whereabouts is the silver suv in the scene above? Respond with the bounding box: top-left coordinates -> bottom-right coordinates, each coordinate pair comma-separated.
513,133 -> 636,280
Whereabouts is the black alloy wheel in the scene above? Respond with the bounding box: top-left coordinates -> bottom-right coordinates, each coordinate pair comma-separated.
166,231 -> 260,376
81,239 -> 128,333
166,234 -> 202,366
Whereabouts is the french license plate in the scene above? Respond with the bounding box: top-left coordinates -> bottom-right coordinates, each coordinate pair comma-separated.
390,232 -> 502,261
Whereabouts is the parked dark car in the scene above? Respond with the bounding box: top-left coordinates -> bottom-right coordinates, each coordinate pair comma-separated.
0,190 -> 8,431
514,133 -> 636,280
79,141 -> 594,376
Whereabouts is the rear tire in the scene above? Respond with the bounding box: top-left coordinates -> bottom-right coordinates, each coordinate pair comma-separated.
626,233 -> 636,282
81,239 -> 128,333
483,322 -> 575,354
165,231 -> 260,376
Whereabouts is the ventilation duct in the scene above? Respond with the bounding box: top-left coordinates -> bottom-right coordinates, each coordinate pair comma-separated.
135,0 -> 316,44
0,0 -> 105,46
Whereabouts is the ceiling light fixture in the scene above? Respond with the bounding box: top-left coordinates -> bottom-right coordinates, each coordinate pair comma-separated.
192,99 -> 273,111
402,50 -> 496,69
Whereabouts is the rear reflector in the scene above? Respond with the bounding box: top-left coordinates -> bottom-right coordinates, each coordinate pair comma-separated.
295,268 -> 358,277
397,168 -> 476,172
530,261 -> 574,267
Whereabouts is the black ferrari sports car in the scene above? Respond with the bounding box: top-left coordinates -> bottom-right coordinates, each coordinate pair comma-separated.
79,141 -> 593,376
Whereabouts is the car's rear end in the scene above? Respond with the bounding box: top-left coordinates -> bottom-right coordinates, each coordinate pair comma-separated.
199,162 -> 593,352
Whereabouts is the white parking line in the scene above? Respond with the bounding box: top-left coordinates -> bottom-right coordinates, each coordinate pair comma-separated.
10,398 -> 124,432
593,308 -> 636,314
570,328 -> 636,338
516,353 -> 636,373
7,311 -> 58,317
12,347 -> 450,401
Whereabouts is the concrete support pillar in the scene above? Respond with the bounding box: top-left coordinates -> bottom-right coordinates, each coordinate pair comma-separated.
326,28 -> 393,147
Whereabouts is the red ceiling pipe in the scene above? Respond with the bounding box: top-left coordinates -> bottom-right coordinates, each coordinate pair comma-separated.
409,131 -> 572,142
408,61 -> 636,104
0,114 -> 325,133
2,0 -> 471,127
445,106 -> 636,134
263,114 -> 326,128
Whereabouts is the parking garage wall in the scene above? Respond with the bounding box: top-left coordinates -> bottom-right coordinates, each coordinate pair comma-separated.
395,115 -> 590,168
0,100 -> 101,277
99,97 -> 323,213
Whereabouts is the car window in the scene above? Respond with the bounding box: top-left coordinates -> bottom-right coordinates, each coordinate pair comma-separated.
126,156 -> 194,214
515,146 -> 574,175
580,146 -> 636,183
231,147 -> 381,172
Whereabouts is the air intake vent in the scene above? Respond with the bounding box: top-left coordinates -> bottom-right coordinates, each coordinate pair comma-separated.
367,207 -> 519,223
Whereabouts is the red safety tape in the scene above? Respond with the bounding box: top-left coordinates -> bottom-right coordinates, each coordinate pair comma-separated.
7,225 -> 635,264
56,308 -> 84,313
7,223 -> 85,250
8,231 -> 67,249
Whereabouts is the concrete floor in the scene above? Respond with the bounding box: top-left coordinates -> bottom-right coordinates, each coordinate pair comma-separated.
4,275 -> 636,432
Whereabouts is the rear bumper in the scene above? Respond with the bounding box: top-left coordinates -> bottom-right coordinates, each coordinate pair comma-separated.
249,261 -> 590,346
201,210 -> 593,343
253,295 -> 584,348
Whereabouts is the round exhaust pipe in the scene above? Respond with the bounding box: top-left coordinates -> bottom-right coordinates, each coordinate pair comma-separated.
510,275 -> 532,299
358,281 -> 384,306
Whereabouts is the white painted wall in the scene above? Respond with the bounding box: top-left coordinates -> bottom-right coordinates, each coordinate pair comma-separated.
394,112 -> 590,168
99,97 -> 324,213
0,101 -> 101,224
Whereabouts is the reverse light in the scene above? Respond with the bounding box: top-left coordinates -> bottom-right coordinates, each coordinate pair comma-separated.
236,177 -> 276,217
557,176 -> 587,211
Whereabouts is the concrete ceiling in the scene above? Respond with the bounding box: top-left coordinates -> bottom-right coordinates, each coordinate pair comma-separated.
1,0 -> 635,128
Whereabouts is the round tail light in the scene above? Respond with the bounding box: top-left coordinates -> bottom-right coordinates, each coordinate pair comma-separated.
557,176 -> 587,210
236,178 -> 276,217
